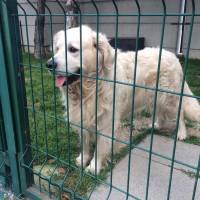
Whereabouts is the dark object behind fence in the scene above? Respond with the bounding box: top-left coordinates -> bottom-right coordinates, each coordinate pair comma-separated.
109,37 -> 145,51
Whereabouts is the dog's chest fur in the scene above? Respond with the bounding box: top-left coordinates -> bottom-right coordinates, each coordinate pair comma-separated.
59,83 -> 112,131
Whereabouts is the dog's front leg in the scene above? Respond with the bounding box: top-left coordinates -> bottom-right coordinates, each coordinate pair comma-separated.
86,134 -> 111,174
76,130 -> 93,167
85,117 -> 120,174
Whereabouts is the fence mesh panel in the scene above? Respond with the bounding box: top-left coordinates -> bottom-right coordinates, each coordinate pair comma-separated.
0,0 -> 200,199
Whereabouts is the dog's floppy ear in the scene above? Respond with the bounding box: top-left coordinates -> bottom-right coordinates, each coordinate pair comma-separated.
92,31 -> 114,69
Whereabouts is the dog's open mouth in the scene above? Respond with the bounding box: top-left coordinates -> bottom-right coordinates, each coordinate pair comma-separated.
55,69 -> 81,87
56,76 -> 66,87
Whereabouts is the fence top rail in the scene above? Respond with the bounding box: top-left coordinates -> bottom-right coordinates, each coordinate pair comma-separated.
13,12 -> 200,17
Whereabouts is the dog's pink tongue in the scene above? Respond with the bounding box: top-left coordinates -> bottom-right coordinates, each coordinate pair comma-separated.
56,76 -> 66,87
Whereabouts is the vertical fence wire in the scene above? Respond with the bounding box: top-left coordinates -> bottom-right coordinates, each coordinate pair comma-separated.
37,4 -> 48,162
167,1 -> 195,199
82,4 -> 101,199
25,0 -> 49,192
17,3 -> 39,167
72,0 -> 84,175
43,3 -> 65,198
145,1 -> 166,199
126,0 -> 141,199
192,155 -> 200,200
30,0 -> 48,159
106,1 -> 119,199
48,4 -> 59,160
55,0 -> 71,168
91,0 -> 100,181
69,1 -> 86,199
55,1 -> 72,199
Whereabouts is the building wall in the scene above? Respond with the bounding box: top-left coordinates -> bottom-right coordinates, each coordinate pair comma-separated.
18,0 -> 200,58
79,0 -> 180,52
18,0 -> 67,53
182,0 -> 200,58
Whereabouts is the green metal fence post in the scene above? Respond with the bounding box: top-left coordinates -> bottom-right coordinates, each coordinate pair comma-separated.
0,25 -> 21,195
0,102 -> 8,187
0,0 -> 33,194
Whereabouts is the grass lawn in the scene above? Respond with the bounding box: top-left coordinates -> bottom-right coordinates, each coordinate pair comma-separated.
22,54 -> 200,198
180,58 -> 200,145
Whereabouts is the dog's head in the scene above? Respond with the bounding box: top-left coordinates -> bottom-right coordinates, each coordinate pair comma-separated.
46,25 -> 114,87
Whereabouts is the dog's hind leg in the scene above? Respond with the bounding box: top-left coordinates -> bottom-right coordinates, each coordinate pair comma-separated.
160,102 -> 187,140
156,95 -> 187,140
148,103 -> 166,130
177,112 -> 187,140
148,117 -> 163,130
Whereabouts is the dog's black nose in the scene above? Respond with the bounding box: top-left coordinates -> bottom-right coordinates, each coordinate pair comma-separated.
46,59 -> 57,69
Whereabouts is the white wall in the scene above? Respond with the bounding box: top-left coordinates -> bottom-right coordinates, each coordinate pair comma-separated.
18,0 -> 66,53
17,0 -> 200,58
182,0 -> 200,58
79,0 -> 180,52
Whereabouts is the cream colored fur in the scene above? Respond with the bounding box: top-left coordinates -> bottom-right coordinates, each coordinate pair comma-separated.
51,25 -> 200,174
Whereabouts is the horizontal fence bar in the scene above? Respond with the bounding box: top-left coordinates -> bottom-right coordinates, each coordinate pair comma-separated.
22,63 -> 200,100
20,144 -> 141,200
25,106 -> 199,171
18,22 -> 200,26
14,13 -> 200,17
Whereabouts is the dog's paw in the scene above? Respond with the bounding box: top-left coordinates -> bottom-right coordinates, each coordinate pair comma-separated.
85,158 -> 101,174
177,133 -> 187,140
75,154 -> 89,167
148,122 -> 160,129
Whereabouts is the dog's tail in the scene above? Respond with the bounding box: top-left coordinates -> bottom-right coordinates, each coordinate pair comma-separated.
183,82 -> 200,124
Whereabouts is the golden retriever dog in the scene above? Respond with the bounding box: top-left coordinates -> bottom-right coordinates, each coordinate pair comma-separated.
47,25 -> 200,174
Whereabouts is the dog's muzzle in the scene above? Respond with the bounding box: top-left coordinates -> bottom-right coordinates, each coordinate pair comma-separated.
46,59 -> 81,87
62,69 -> 81,86
46,59 -> 57,70
52,70 -> 81,87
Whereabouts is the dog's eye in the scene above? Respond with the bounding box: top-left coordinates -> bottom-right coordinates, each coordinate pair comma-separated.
68,46 -> 78,53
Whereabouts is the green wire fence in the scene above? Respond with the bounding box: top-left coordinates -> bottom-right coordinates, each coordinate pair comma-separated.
0,0 -> 199,199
